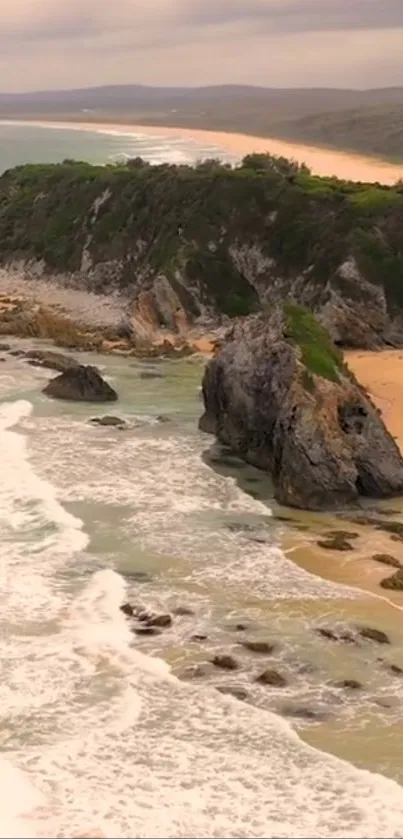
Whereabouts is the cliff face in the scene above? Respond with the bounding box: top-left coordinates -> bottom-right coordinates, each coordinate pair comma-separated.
199,306 -> 403,510
1,158 -> 403,347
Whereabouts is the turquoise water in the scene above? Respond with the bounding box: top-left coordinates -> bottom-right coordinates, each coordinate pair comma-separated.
0,121 -> 238,174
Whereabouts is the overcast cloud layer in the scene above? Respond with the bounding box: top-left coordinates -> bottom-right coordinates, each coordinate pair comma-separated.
1,0 -> 403,91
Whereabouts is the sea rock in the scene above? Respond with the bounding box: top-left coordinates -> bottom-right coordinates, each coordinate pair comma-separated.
190,633 -> 208,642
199,306 -> 403,510
380,569 -> 403,591
90,415 -> 127,428
372,553 -> 402,569
43,365 -> 118,403
240,640 -> 276,654
211,654 -> 240,670
358,626 -> 391,644
173,606 -> 195,617
256,669 -> 287,687
23,348 -> 80,373
0,342 -> 10,351
120,602 -> 134,617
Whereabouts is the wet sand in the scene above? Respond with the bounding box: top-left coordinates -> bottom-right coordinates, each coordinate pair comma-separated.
3,118 -> 403,184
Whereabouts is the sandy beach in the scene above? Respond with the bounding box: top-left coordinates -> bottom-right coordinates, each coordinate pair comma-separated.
3,118 -> 403,184
346,349 -> 403,448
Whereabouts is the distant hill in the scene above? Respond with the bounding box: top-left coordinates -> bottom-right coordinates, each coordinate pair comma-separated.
270,104 -> 403,162
0,84 -> 403,160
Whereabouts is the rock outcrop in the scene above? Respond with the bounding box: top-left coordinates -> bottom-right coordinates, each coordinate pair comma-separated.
43,365 -> 118,402
199,305 -> 403,510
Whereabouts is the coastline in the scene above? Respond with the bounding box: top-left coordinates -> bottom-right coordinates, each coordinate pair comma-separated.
2,117 -> 403,184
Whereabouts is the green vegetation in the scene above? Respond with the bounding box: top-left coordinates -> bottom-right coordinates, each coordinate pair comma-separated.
1,154 -> 403,328
284,303 -> 344,383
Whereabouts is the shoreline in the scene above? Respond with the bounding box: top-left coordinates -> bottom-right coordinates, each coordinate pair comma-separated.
2,117 -> 403,184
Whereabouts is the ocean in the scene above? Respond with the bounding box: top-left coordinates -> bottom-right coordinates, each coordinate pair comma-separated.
0,121 -> 238,174
1,340 -> 403,838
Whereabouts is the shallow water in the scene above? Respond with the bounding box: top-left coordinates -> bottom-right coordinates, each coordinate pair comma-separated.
1,341 -> 403,838
0,122 -> 237,174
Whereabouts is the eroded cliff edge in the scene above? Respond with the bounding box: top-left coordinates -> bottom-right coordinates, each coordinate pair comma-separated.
1,157 -> 403,349
199,305 -> 403,510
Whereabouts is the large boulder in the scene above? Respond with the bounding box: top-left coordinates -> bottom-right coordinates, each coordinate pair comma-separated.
199,305 -> 403,510
43,364 -> 118,402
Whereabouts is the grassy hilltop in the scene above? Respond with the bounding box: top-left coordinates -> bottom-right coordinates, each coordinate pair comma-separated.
0,153 -> 403,346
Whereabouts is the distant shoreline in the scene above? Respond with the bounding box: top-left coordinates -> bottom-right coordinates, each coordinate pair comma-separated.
2,117 -> 403,185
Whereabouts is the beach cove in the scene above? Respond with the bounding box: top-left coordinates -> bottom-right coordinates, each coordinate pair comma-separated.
2,118 -> 403,183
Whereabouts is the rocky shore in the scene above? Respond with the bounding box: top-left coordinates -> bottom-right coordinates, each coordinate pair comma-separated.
199,305 -> 403,510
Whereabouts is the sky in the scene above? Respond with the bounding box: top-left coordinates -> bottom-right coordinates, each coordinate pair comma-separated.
1,0 -> 403,92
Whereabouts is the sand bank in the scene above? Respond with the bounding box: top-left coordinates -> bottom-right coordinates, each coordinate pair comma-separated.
3,118 -> 403,185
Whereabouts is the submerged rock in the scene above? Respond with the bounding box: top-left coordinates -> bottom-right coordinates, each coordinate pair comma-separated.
145,613 -> 172,628
256,669 -> 287,687
317,536 -> 354,551
240,640 -> 276,654
380,569 -> 403,591
315,627 -> 357,645
280,704 -> 328,722
211,654 -> 240,671
133,625 -> 161,637
179,663 -> 212,680
372,553 -> 402,569
322,530 -> 359,541
90,415 -> 126,428
217,685 -> 249,701
23,348 -> 80,373
139,370 -> 163,379
43,365 -> 118,403
358,626 -> 391,644
199,306 -> 403,510
333,679 -> 363,690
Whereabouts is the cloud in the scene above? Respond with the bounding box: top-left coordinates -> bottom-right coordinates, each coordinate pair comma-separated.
180,0 -> 403,33
0,0 -> 402,90
2,0 -> 403,44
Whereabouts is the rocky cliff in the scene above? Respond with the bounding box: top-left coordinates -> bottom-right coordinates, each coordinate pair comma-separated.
0,157 -> 403,348
199,305 -> 403,510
